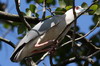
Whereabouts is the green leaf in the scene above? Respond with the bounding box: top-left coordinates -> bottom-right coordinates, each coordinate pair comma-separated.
45,15 -> 52,19
59,0 -> 66,8
98,18 -> 100,27
35,0 -> 43,3
3,23 -> 10,29
18,25 -> 26,34
92,15 -> 100,26
55,7 -> 66,15
95,5 -> 100,15
66,6 -> 72,10
47,0 -> 53,3
34,13 -> 39,18
26,0 -> 32,3
17,36 -> 23,39
89,25 -> 95,30
29,4 -> 36,13
81,2 -> 88,8
26,8 -> 32,16
89,4 -> 98,15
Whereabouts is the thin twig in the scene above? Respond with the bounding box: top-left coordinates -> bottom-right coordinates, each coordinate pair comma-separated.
61,20 -> 99,47
15,0 -> 31,30
0,37 -> 16,48
38,4 -> 54,16
89,30 -> 100,40
25,57 -> 37,66
2,27 -> 11,38
54,0 -> 97,45
54,56 -> 94,66
55,49 -> 100,66
42,0 -> 46,19
49,55 -> 54,66
88,49 -> 100,58
76,2 -> 96,19
47,7 -> 54,16
83,49 -> 100,66
72,0 -> 78,57
36,52 -> 49,64
0,11 -> 39,24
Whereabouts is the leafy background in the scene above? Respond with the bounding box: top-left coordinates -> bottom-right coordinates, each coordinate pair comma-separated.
0,0 -> 100,66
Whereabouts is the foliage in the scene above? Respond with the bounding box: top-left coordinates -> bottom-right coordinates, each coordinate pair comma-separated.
0,0 -> 100,66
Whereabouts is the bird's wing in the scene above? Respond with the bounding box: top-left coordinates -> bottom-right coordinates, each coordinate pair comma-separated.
14,15 -> 62,50
10,15 -> 62,61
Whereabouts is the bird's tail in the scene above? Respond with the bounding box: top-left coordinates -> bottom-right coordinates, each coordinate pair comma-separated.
10,49 -> 23,62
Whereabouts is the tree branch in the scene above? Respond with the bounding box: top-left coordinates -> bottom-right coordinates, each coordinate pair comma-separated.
0,37 -> 16,48
54,56 -> 94,66
54,0 -> 97,46
0,11 -> 39,24
42,0 -> 46,19
61,20 -> 99,47
36,52 -> 49,64
15,0 -> 31,30
54,48 -> 100,66
72,0 -> 78,57
25,57 -> 37,66
54,49 -> 100,66
88,49 -> 100,58
49,54 -> 54,66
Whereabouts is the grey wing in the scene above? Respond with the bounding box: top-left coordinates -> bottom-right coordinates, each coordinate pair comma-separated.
10,15 -> 62,62
13,15 -> 61,51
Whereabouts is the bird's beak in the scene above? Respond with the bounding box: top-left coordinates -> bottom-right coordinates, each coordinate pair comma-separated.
86,9 -> 94,12
84,9 -> 94,15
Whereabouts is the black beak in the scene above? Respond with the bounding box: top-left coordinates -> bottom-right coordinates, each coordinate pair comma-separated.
87,9 -> 94,12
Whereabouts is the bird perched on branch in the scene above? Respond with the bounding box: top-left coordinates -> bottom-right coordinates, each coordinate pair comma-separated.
10,6 -> 89,62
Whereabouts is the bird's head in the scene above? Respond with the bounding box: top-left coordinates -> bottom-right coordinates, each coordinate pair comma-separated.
64,6 -> 93,24
74,6 -> 85,15
65,6 -> 92,16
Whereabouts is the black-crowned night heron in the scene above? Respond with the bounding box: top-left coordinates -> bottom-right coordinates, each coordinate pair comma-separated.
10,6 -> 88,62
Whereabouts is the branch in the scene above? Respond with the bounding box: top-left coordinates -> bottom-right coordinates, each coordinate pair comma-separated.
54,49 -> 100,66
54,56 -> 94,66
25,57 -> 37,66
72,0 -> 78,57
89,30 -> 100,40
36,52 -> 49,64
38,3 -> 54,16
42,0 -> 46,19
88,49 -> 100,58
83,49 -> 100,66
61,20 -> 99,47
47,7 -> 54,16
0,11 -> 39,24
54,47 -> 100,66
54,0 -> 97,46
49,55 -> 54,66
15,0 -> 31,30
0,37 -> 16,48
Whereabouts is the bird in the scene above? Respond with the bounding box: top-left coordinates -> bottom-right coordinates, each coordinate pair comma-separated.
10,6 -> 87,62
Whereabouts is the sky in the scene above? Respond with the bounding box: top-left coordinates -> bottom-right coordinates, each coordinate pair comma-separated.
0,0 -> 99,66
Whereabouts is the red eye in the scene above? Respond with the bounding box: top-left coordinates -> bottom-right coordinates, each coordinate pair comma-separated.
75,6 -> 79,10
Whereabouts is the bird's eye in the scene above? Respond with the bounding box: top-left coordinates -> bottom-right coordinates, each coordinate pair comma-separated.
75,6 -> 79,10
